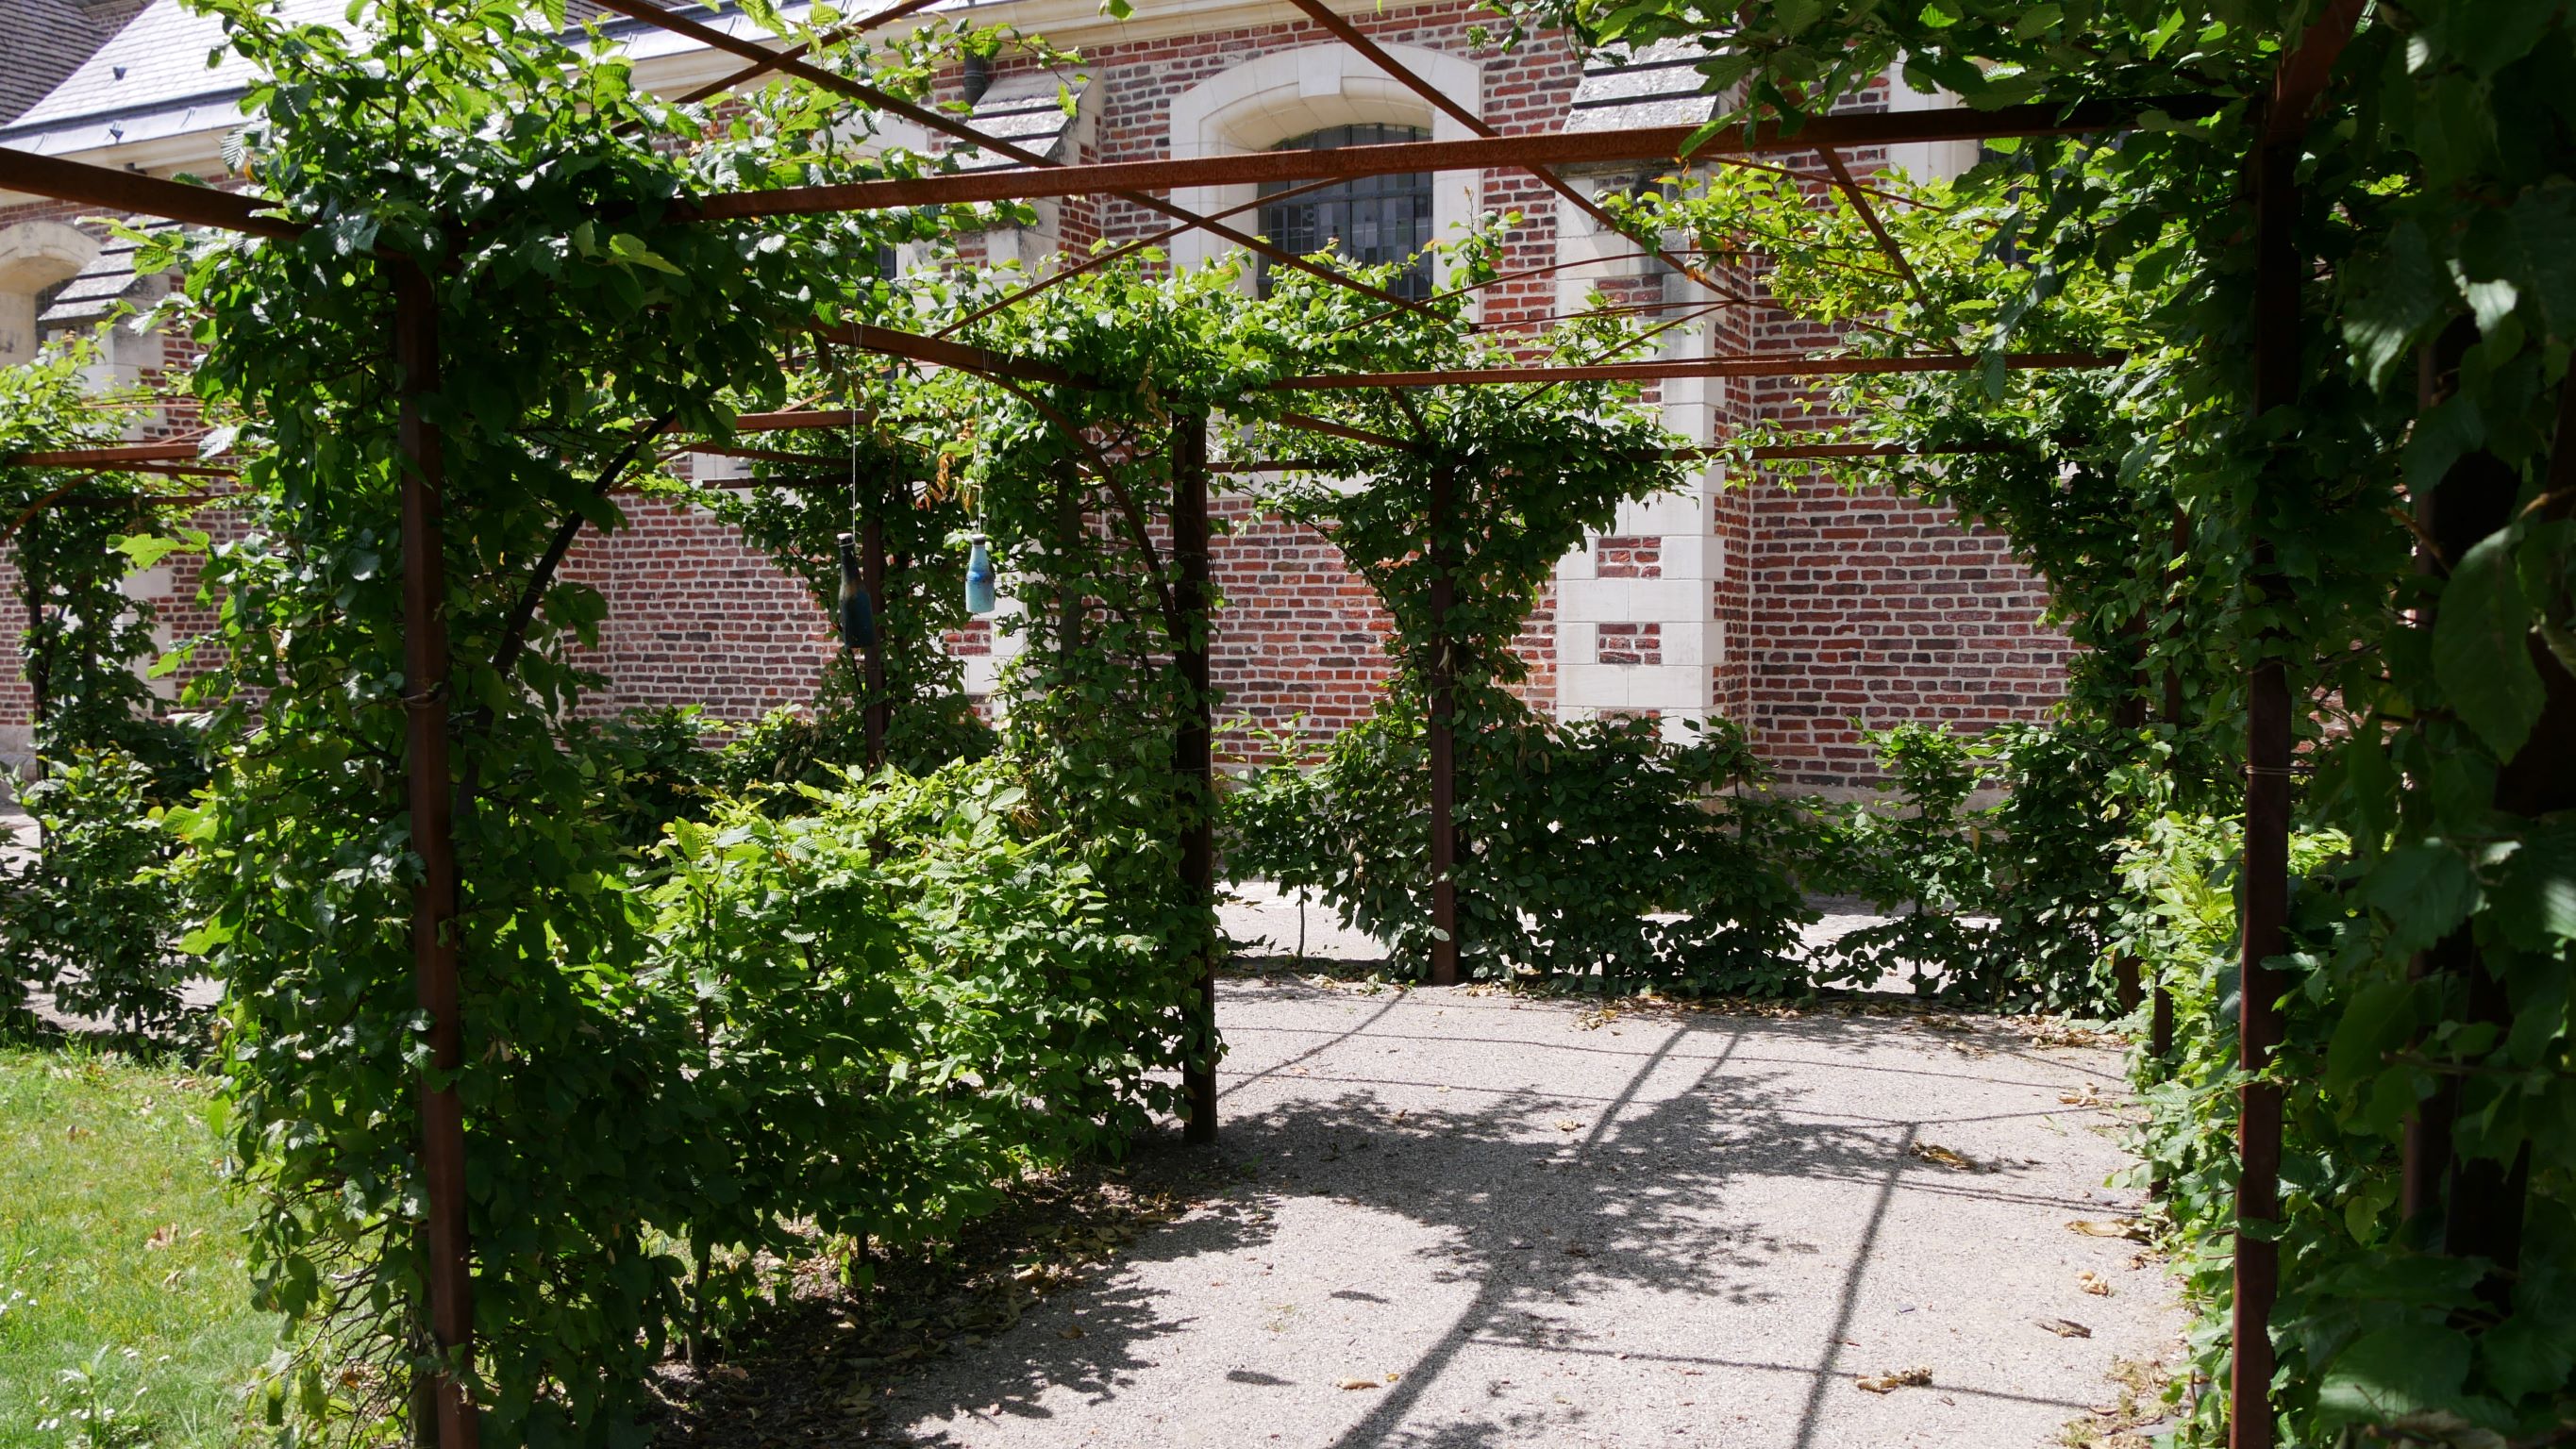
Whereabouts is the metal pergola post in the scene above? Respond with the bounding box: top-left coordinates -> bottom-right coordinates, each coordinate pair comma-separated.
2233,115 -> 2298,1449
1172,411 -> 1219,1144
861,508 -> 890,773
1425,459 -> 1460,987
2233,10 -> 2362,1443
393,260 -> 479,1449
1055,455 -> 1083,668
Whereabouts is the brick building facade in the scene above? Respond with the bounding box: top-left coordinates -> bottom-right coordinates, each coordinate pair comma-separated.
0,0 -> 2070,792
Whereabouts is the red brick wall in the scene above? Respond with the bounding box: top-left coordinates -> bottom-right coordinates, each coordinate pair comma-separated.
1680,104 -> 2068,791
1732,474 -> 2068,790
1211,494 -> 1395,747
0,13 -> 2074,789
560,495 -> 836,721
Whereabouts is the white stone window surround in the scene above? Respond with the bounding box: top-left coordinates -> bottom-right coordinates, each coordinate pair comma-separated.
0,221 -> 101,367
1166,41 -> 1483,294
1881,71 -> 1977,186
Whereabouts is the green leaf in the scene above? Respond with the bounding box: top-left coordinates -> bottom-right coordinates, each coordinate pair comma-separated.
2318,1324 -> 2473,1424
2342,222 -> 2453,384
112,533 -> 191,571
608,232 -> 683,275
2508,185 -> 2576,341
2343,728 -> 2399,846
2403,396 -> 2484,494
2324,976 -> 2416,1093
195,424 -> 240,460
2010,5 -> 2063,39
2360,841 -> 2479,955
2434,530 -> 2546,758
2482,1315 -> 2576,1402
2490,824 -> 2576,952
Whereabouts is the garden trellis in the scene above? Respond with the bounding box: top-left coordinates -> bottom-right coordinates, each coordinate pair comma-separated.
0,5 -> 2350,1442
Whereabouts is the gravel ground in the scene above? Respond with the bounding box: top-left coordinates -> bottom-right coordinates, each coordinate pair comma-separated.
1221,883 -> 1958,990
880,979 -> 2175,1449
12,844 -> 2179,1446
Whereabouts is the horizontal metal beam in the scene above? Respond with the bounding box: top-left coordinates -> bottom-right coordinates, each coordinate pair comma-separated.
716,408 -> 865,433
3,441 -> 208,466
1745,441 -> 2019,459
1227,439 -> 2021,470
0,146 -> 299,238
682,98 -> 2200,219
677,441 -> 832,467
602,0 -> 1430,316
816,322 -> 1077,387
1271,410 -> 1424,455
6,411 -> 870,472
1268,351 -> 2120,390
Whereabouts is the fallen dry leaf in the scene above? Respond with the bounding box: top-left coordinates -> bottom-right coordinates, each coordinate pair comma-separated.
1856,1366 -> 1933,1394
1555,1120 -> 1581,1132
144,1224 -> 179,1250
2058,1083 -> 2104,1108
2024,1021 -> 2115,1049
2068,1219 -> 2152,1242
1908,1142 -> 1984,1172
2078,1271 -> 2115,1297
1058,1326 -> 1085,1341
1336,1377 -> 1380,1391
2036,1318 -> 2094,1339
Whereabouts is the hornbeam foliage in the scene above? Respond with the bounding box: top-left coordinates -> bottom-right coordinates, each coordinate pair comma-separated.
1513,0 -> 2576,1440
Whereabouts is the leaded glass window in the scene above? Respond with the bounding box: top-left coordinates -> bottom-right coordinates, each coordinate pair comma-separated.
1257,125 -> 1434,300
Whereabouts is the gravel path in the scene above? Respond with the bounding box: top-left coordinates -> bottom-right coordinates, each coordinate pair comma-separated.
882,979 -> 2175,1448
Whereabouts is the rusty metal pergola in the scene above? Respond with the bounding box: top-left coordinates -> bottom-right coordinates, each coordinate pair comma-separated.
0,5 -> 2335,1441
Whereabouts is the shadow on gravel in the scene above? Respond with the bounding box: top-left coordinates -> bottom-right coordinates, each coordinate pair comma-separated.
874,996 -> 2089,1449
647,987 -> 2126,1448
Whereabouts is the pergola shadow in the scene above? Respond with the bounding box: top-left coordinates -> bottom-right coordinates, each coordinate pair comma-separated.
878,993 -> 2120,1448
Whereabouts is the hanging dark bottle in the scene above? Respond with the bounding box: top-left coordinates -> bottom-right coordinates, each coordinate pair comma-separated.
836,530 -> 877,649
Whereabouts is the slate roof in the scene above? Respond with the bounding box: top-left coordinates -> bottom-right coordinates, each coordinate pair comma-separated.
0,0 -> 854,155
38,224 -> 170,327
0,0 -> 150,125
945,69 -> 1091,172
0,0 -> 342,155
1564,38 -> 1723,135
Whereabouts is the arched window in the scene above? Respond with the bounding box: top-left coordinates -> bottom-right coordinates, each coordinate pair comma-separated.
1257,125 -> 1434,300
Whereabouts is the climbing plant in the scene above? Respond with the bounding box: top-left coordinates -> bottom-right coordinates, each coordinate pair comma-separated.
1516,0 -> 2576,1439
934,258 -> 1282,1092
697,362 -> 991,779
143,0 -> 991,1438
1219,246 -> 1823,988
1610,161 -> 2237,785
0,335 -> 204,1035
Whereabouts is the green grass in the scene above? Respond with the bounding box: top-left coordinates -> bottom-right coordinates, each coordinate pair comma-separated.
0,1042 -> 275,1448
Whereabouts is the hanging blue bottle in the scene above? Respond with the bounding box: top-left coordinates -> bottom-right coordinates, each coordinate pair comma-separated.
964,537 -> 998,616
